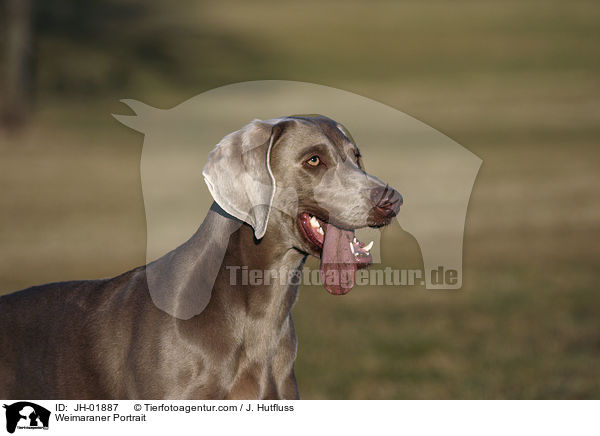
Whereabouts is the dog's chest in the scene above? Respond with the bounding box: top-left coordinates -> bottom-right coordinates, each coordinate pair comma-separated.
224,316 -> 297,399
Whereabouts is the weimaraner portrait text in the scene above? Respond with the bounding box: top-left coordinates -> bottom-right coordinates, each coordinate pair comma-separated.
0,115 -> 402,399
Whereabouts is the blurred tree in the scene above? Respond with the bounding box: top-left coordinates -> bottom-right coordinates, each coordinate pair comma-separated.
1,0 -> 146,132
1,0 -> 34,131
1,0 -> 264,132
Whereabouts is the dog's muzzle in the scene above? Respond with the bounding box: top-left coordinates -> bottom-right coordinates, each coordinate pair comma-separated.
370,185 -> 403,222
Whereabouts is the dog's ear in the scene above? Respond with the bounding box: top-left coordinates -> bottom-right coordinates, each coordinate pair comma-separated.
203,118 -> 287,239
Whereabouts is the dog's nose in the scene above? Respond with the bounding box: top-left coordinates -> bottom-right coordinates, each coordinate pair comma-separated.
370,185 -> 402,218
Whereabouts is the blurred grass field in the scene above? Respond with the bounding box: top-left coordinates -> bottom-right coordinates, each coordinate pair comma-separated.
1,0 -> 599,398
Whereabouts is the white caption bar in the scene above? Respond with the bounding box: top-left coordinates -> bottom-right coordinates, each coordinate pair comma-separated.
0,400 -> 597,436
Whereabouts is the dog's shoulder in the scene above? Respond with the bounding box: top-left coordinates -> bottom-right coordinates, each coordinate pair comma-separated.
0,265 -> 147,310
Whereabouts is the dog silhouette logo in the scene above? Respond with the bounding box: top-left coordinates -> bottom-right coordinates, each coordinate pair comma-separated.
2,402 -> 50,434
114,81 -> 481,320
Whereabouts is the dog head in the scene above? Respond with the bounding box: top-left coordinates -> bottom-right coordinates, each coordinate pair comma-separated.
203,115 -> 402,294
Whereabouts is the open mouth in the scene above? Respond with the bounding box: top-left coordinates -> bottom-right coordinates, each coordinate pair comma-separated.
298,212 -> 373,295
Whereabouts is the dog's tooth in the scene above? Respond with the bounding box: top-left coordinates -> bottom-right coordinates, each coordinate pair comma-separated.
350,242 -> 355,254
364,241 -> 374,251
317,227 -> 324,235
310,216 -> 319,228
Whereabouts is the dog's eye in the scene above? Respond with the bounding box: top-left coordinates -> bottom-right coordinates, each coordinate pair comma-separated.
306,155 -> 321,167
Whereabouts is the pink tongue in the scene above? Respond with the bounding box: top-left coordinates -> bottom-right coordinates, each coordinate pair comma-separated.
320,223 -> 357,295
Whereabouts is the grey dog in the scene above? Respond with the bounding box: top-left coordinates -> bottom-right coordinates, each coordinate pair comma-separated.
0,115 -> 401,399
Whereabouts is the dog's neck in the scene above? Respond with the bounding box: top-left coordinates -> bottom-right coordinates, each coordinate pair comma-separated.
147,202 -> 306,331
216,207 -> 306,329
